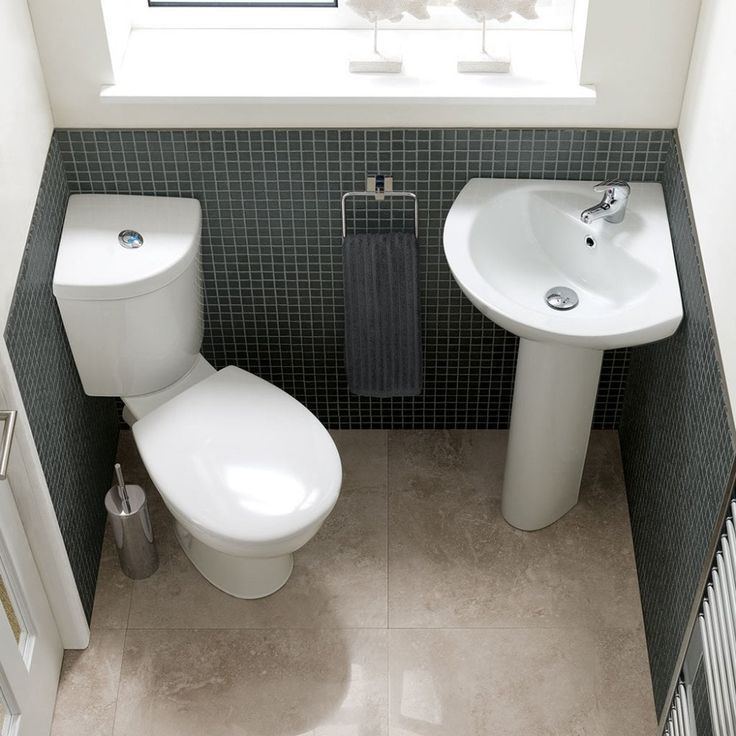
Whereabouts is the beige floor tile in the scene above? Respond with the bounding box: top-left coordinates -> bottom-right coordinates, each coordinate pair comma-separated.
90,525 -> 133,630
388,627 -> 656,736
127,430 -> 388,629
597,627 -> 658,736
84,429 -> 655,736
581,429 -> 627,494
51,629 -> 125,736
113,628 -> 388,736
388,430 -> 643,629
388,430 -> 508,498
330,430 -> 388,490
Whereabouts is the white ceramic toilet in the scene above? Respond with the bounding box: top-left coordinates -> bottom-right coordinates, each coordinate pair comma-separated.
52,194 -> 342,599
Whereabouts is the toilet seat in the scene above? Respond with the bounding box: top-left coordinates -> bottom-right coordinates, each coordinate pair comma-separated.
132,366 -> 342,557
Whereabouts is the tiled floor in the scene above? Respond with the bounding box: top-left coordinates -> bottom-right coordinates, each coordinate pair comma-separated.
51,430 -> 657,735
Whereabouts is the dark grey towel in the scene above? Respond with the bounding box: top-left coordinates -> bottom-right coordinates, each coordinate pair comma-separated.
343,233 -> 422,397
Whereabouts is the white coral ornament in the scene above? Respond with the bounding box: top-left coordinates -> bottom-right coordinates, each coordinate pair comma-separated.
455,0 -> 537,24
455,0 -> 539,73
346,0 -> 430,23
347,0 -> 430,73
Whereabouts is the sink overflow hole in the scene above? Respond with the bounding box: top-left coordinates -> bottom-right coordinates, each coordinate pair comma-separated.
545,286 -> 579,311
585,235 -> 596,248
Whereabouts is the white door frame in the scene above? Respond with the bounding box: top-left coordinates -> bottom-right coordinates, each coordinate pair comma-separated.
0,467 -> 63,735
0,337 -> 89,650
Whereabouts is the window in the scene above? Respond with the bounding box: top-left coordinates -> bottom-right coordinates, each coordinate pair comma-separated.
133,0 -> 576,31
101,0 -> 593,108
148,0 -> 336,8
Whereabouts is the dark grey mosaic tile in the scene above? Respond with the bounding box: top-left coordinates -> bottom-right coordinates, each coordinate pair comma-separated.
620,137 -> 735,716
3,139 -> 120,620
55,128 -> 672,430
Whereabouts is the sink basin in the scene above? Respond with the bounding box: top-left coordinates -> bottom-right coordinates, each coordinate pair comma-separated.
443,179 -> 682,350
443,179 -> 683,531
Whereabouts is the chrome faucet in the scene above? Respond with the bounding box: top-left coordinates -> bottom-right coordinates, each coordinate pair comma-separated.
580,179 -> 631,224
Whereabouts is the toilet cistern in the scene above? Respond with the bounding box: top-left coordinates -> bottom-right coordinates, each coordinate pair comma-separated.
580,179 -> 631,224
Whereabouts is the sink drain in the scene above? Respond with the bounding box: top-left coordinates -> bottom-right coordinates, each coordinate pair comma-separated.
545,286 -> 579,311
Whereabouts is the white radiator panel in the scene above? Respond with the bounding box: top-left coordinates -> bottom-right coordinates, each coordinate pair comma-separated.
667,500 -> 736,736
697,500 -> 736,736
664,682 -> 693,736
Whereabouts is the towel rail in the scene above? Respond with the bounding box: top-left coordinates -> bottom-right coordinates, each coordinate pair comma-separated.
341,191 -> 419,239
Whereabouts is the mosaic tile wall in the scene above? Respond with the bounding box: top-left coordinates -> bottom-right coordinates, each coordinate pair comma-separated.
7,130 -> 734,699
3,139 -> 120,620
55,128 -> 673,429
620,138 -> 735,717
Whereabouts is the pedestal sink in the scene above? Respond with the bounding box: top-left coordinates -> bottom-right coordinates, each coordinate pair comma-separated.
443,179 -> 683,530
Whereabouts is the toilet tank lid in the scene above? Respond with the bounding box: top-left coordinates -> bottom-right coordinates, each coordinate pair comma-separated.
53,194 -> 201,301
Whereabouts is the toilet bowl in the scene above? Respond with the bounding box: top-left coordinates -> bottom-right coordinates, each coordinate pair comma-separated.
132,364 -> 341,598
52,194 -> 342,598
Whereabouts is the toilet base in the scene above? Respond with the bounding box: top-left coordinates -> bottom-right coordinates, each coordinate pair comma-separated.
175,522 -> 294,599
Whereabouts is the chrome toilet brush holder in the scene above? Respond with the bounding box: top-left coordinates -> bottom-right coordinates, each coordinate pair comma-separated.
105,463 -> 159,579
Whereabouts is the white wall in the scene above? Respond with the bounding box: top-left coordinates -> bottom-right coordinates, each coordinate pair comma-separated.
679,0 -> 736,421
0,0 -> 91,648
27,0 -> 700,129
0,0 -> 54,329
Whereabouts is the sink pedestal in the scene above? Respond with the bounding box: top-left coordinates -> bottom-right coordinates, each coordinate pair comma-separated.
502,338 -> 603,531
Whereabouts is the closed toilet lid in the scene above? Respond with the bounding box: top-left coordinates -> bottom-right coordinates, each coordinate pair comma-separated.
132,367 -> 342,546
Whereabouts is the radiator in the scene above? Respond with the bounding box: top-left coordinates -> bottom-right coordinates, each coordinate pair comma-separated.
699,499 -> 736,736
668,499 -> 736,736
663,682 -> 693,736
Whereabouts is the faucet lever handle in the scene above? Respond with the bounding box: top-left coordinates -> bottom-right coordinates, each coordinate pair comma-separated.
593,178 -> 631,197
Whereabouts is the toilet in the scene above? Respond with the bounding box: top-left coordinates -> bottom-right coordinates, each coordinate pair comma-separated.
52,194 -> 342,599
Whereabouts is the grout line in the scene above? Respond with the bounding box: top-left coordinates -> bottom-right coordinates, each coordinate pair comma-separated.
109,447 -> 135,736
385,429 -> 390,730
376,624 -> 648,632
385,429 -> 390,632
120,625 -> 395,632
114,623 -> 646,634
109,626 -> 128,736
123,581 -> 134,632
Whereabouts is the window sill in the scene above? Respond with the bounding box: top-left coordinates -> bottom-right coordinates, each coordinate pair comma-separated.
100,28 -> 596,106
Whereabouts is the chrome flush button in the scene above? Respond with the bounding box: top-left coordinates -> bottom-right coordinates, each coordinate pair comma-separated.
118,230 -> 144,249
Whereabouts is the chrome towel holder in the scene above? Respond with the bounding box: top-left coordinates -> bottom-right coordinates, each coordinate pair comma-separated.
341,175 -> 419,238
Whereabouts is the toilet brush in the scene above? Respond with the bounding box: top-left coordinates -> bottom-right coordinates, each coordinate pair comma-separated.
114,463 -> 132,515
104,462 -> 159,579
